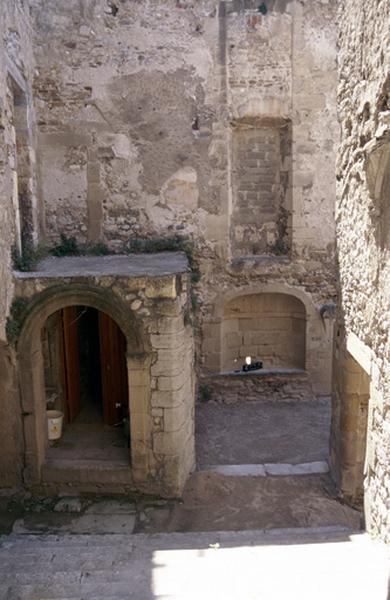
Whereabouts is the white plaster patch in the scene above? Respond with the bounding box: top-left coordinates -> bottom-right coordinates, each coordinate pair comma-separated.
162,167 -> 199,210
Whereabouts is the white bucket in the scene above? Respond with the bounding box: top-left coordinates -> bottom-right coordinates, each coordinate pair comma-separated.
47,410 -> 64,440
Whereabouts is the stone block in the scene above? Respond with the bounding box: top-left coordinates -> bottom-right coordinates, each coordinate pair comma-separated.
153,429 -> 186,456
151,389 -> 185,409
226,332 -> 242,349
130,412 -> 152,442
151,333 -> 182,350
130,385 -> 149,414
164,401 -> 192,433
145,277 -> 177,299
158,370 -> 191,392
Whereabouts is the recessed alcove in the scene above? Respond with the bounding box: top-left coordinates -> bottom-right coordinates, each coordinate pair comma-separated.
221,292 -> 306,373
230,118 -> 292,257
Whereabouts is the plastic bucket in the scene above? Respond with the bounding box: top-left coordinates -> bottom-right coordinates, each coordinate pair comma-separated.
47,410 -> 64,440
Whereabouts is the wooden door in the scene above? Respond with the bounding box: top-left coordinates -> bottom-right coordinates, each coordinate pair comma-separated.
60,306 -> 81,424
98,312 -> 128,426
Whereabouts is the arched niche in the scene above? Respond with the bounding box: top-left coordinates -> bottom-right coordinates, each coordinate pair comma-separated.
221,292 -> 306,372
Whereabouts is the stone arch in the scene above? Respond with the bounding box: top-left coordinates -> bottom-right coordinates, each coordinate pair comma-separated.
213,283 -> 317,321
17,284 -> 151,485
204,283 -> 331,396
221,291 -> 306,372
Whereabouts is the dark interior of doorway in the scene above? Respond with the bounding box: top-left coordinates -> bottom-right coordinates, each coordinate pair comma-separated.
77,306 -> 102,423
61,306 -> 129,429
44,305 -> 130,463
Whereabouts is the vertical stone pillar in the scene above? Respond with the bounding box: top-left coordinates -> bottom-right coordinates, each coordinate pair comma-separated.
127,353 -> 155,490
331,345 -> 370,505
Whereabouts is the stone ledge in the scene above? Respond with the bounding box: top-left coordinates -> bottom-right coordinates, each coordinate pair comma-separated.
13,252 -> 189,279
210,368 -> 307,378
201,461 -> 329,477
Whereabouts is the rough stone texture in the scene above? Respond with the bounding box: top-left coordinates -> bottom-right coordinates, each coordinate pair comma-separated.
0,0 -> 44,488
139,471 -> 361,533
1,529 -> 388,600
27,0 -> 339,401
10,257 -> 194,498
200,370 -> 316,404
331,0 -> 390,542
231,122 -> 292,256
196,398 -> 330,467
5,0 -> 387,532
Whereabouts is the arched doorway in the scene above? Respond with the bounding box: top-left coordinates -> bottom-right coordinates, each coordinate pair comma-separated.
42,306 -> 130,463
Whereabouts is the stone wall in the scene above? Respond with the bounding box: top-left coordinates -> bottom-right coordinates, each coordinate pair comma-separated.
28,0 -> 339,400
0,0 -> 43,488
12,254 -> 195,497
331,0 -> 390,541
231,122 -> 292,256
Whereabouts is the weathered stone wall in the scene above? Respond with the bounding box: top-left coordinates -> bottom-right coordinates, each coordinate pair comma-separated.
332,0 -> 390,541
13,254 -> 195,497
231,123 -> 292,256
28,0 -> 339,400
0,0 -> 43,488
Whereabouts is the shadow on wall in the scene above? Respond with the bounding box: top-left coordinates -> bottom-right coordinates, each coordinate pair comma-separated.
221,292 -> 306,372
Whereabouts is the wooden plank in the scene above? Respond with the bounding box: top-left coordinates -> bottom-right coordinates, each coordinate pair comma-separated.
61,306 -> 81,423
98,311 -> 128,426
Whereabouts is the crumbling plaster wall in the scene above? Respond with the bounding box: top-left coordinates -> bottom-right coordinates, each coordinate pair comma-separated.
332,0 -> 390,540
0,0 -> 42,487
29,0 -> 339,397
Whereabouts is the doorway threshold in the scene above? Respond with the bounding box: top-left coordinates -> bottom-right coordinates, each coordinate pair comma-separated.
41,458 -> 133,488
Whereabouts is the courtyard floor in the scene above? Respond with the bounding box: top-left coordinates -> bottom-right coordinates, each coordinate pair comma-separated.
196,397 -> 331,467
1,396 -> 385,599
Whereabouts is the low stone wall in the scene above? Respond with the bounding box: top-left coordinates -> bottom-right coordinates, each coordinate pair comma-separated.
200,371 -> 317,405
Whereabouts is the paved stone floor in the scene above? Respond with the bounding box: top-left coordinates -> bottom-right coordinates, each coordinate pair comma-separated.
0,528 -> 388,599
137,472 -> 361,534
1,397 -> 385,598
1,472 -> 361,537
196,398 -> 331,467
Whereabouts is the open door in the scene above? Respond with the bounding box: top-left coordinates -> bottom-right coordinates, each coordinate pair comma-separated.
98,311 -> 128,426
60,306 -> 81,424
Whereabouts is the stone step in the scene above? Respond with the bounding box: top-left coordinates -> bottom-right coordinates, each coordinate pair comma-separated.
0,564 -> 146,586
0,550 -> 135,573
41,459 -> 133,485
0,525 -> 355,550
0,581 -> 146,599
0,533 -> 134,549
0,528 -> 385,600
201,461 -> 329,476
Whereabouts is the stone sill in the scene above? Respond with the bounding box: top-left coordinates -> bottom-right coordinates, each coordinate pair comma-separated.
209,368 -> 307,378
13,252 -> 189,279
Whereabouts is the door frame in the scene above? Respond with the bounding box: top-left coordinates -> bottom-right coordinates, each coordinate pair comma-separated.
17,285 -> 151,486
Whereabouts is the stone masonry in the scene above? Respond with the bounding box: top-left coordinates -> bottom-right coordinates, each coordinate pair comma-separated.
28,0 -> 339,401
0,0 -> 389,543
330,0 -> 390,541
14,253 -> 195,497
